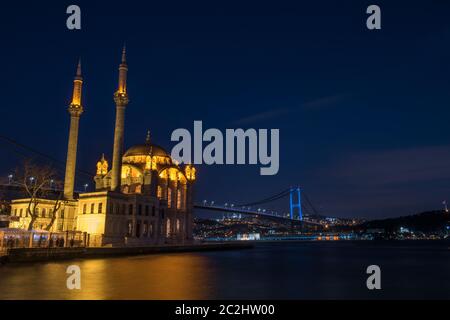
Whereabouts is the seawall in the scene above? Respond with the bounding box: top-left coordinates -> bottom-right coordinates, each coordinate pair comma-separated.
1,242 -> 253,264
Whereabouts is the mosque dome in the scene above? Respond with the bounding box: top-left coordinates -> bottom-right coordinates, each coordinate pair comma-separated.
121,131 -> 173,170
123,130 -> 170,158
123,143 -> 169,158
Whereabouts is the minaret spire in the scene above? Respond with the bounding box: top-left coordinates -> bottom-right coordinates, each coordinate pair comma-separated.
121,44 -> 126,63
117,43 -> 128,94
76,58 -> 82,77
64,59 -> 84,199
111,45 -> 130,192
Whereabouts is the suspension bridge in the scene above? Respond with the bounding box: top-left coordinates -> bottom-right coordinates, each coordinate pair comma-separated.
194,187 -> 322,224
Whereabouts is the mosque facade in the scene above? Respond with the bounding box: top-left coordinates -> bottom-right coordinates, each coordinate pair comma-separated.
8,47 -> 196,246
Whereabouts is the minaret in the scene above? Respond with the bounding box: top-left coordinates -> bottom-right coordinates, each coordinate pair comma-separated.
64,59 -> 84,199
111,45 -> 129,191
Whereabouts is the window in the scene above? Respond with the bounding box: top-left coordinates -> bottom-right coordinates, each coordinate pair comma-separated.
150,222 -> 154,237
83,204 -> 87,214
90,203 -> 95,214
160,208 -> 164,219
98,203 -> 103,214
138,204 -> 142,216
128,204 -> 133,215
136,221 -> 141,238
157,186 -> 162,198
14,209 -> 17,216
145,205 -> 149,216
60,209 -> 65,219
122,204 -> 126,215
42,208 -> 46,218
166,219 -> 171,237
176,219 -> 181,232
177,189 -> 182,209
126,220 -> 133,237
143,221 -> 148,237
168,189 -> 172,208
152,206 -> 155,216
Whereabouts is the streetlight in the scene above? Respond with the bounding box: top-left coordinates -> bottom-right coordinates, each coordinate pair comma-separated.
84,183 -> 89,192
50,179 -> 54,189
8,174 -> 13,184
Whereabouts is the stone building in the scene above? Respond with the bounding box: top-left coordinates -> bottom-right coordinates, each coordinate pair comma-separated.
8,47 -> 196,246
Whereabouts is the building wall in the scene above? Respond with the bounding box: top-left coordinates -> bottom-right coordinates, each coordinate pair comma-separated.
9,199 -> 77,232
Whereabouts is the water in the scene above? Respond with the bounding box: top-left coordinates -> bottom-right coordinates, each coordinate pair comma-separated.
0,241 -> 449,299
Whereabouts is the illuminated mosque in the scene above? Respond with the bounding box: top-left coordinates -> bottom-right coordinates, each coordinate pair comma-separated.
9,47 -> 196,246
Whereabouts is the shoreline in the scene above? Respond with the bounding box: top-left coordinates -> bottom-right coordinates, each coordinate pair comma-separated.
0,242 -> 254,264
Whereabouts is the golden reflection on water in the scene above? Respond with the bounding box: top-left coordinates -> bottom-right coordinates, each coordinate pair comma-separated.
0,253 -> 214,300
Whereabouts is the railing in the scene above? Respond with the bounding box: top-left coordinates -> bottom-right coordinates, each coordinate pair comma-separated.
0,230 -> 87,250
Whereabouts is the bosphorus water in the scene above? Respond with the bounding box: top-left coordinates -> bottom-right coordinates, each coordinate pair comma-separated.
0,241 -> 449,299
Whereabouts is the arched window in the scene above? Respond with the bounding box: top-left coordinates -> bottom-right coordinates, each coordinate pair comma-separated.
168,189 -> 172,208
157,186 -> 162,199
177,189 -> 182,209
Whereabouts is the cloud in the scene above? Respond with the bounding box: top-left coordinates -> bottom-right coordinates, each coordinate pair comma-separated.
231,108 -> 292,125
329,145 -> 450,187
302,94 -> 349,110
311,145 -> 450,218
232,94 -> 349,125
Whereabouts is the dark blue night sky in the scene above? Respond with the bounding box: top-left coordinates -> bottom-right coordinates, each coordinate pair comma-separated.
1,0 -> 450,219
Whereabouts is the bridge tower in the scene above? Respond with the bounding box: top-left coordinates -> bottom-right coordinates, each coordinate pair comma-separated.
289,187 -> 302,220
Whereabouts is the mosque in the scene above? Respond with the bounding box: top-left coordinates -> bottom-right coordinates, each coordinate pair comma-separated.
8,47 -> 196,246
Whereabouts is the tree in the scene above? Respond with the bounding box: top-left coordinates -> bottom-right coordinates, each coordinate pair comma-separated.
13,160 -> 65,231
